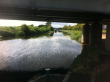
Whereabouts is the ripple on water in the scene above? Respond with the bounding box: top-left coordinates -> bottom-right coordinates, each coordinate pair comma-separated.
0,36 -> 81,71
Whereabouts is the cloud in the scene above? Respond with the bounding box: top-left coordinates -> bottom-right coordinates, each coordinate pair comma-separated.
52,22 -> 77,28
0,19 -> 77,28
0,19 -> 46,26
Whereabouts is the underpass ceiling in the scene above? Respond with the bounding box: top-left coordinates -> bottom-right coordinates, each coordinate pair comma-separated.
0,6 -> 110,23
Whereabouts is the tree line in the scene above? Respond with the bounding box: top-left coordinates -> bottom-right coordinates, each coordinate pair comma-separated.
62,23 -> 84,30
0,22 -> 54,37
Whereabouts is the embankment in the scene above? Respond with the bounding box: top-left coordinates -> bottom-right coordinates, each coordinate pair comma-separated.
62,30 -> 82,42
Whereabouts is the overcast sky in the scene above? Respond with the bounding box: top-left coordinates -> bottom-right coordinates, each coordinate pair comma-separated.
0,19 -> 77,28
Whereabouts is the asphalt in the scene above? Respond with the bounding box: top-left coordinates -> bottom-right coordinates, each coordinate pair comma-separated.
30,73 -> 91,82
30,74 -> 65,82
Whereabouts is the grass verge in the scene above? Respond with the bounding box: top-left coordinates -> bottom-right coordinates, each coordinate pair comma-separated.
62,30 -> 82,42
102,30 -> 106,34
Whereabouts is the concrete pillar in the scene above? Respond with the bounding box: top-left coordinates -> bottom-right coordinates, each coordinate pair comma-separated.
89,22 -> 102,45
105,23 -> 110,51
82,23 -> 90,44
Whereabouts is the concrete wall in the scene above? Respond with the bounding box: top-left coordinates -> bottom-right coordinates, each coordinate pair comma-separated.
89,22 -> 102,45
105,23 -> 110,51
1,0 -> 110,13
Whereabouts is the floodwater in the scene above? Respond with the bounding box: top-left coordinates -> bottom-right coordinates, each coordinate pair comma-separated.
0,32 -> 81,71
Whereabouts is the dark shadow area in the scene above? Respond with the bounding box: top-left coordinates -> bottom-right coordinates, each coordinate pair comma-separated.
0,70 -> 38,82
0,68 -> 68,82
32,74 -> 65,82
0,33 -> 54,41
92,54 -> 110,82
68,73 -> 91,82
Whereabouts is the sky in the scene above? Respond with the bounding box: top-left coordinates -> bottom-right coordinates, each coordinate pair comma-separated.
0,19 -> 77,28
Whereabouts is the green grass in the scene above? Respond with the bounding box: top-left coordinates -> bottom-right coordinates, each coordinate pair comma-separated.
69,48 -> 100,74
102,30 -> 106,33
62,30 -> 82,42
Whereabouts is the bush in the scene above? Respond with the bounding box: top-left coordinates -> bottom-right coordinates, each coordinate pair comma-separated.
72,31 -> 82,42
16,31 -> 25,37
62,30 -> 82,42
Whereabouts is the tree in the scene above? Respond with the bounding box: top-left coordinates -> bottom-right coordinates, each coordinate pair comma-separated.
46,22 -> 51,26
21,24 -> 30,35
38,25 -> 45,28
62,25 -> 68,30
29,24 -> 34,27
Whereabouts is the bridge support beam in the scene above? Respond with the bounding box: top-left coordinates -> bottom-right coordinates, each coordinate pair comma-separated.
89,22 -> 102,45
105,23 -> 110,51
82,23 -> 90,44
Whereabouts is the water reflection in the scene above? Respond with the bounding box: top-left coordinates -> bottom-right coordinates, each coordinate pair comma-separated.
0,32 -> 81,71
0,32 -> 54,41
62,31 -> 71,36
